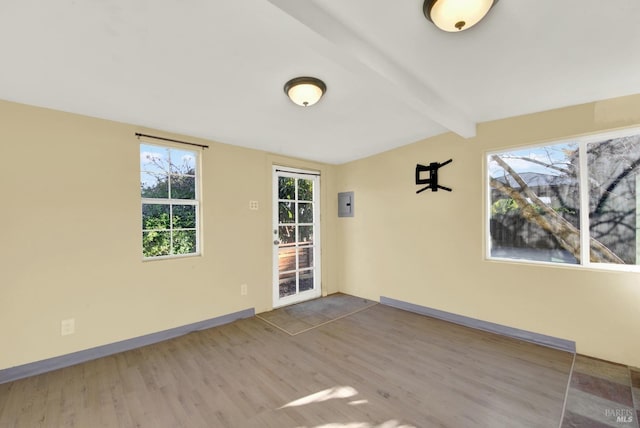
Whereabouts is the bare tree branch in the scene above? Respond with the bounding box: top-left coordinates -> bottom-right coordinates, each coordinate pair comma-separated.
490,155 -> 624,264
503,155 -> 572,175
593,157 -> 640,215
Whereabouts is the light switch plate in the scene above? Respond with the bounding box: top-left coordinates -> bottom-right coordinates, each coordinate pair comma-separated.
61,318 -> 75,336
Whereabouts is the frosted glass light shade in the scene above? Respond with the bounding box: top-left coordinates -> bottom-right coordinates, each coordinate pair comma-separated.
284,77 -> 326,107
424,0 -> 497,32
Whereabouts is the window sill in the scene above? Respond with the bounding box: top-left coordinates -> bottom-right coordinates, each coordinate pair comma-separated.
485,256 -> 640,274
142,253 -> 201,262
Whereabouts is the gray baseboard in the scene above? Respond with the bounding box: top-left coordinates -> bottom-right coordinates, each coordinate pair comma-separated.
0,308 -> 255,385
380,296 -> 575,353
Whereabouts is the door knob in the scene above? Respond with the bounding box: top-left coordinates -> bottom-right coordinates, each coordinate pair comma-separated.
273,240 -> 280,245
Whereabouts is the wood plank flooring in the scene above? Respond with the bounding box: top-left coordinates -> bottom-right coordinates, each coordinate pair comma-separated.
0,304 -> 573,427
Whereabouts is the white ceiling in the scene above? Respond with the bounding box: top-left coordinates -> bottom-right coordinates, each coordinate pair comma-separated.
1,0 -> 639,164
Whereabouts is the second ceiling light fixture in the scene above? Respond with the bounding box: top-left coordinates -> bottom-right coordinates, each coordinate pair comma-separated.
423,0 -> 498,32
284,77 -> 327,107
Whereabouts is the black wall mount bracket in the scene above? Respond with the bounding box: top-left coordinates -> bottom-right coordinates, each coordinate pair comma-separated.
415,159 -> 453,194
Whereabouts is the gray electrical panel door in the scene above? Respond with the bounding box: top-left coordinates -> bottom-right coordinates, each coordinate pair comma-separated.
338,191 -> 354,217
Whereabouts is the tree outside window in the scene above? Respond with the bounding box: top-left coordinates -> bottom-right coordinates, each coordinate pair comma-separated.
140,144 -> 199,258
488,132 -> 640,268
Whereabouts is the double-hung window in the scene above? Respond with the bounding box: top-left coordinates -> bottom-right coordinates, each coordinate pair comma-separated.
140,143 -> 200,259
487,128 -> 640,270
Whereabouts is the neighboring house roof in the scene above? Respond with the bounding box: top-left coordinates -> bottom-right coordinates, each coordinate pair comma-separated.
492,172 -> 577,189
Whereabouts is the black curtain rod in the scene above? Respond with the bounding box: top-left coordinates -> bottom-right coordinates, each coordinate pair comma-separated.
135,133 -> 209,149
275,169 -> 321,177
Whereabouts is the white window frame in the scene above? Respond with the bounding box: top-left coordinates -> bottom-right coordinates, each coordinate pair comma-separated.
140,141 -> 201,260
486,126 -> 640,273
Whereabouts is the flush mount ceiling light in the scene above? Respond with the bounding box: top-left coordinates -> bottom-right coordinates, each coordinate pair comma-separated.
284,77 -> 326,107
423,0 -> 498,32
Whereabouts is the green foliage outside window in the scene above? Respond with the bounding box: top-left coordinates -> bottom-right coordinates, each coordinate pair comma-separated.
141,144 -> 198,258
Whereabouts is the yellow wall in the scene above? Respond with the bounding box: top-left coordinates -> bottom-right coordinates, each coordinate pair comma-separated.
0,99 -> 337,370
335,94 -> 640,367
2,93 -> 640,371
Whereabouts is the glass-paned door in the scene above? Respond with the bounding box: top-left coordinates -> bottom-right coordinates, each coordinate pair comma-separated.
272,167 -> 321,307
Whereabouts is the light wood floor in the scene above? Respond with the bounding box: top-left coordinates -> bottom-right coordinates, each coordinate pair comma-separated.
0,304 -> 573,427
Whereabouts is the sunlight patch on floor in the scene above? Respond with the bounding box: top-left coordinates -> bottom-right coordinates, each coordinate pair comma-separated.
280,386 -> 358,409
283,386 -> 415,428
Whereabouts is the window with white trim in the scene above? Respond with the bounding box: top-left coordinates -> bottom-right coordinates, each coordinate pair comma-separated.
487,129 -> 640,270
140,143 -> 200,258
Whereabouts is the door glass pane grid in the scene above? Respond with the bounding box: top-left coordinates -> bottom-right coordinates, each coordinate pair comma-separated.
277,174 -> 316,297
274,169 -> 320,306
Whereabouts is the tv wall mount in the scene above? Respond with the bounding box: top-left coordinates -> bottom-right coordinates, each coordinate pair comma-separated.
415,159 -> 452,194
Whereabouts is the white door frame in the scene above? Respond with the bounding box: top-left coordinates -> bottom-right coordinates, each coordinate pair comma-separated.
272,166 -> 321,308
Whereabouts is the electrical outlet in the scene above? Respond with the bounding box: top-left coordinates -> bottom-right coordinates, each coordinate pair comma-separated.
240,284 -> 248,296
249,200 -> 259,210
61,318 -> 75,336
